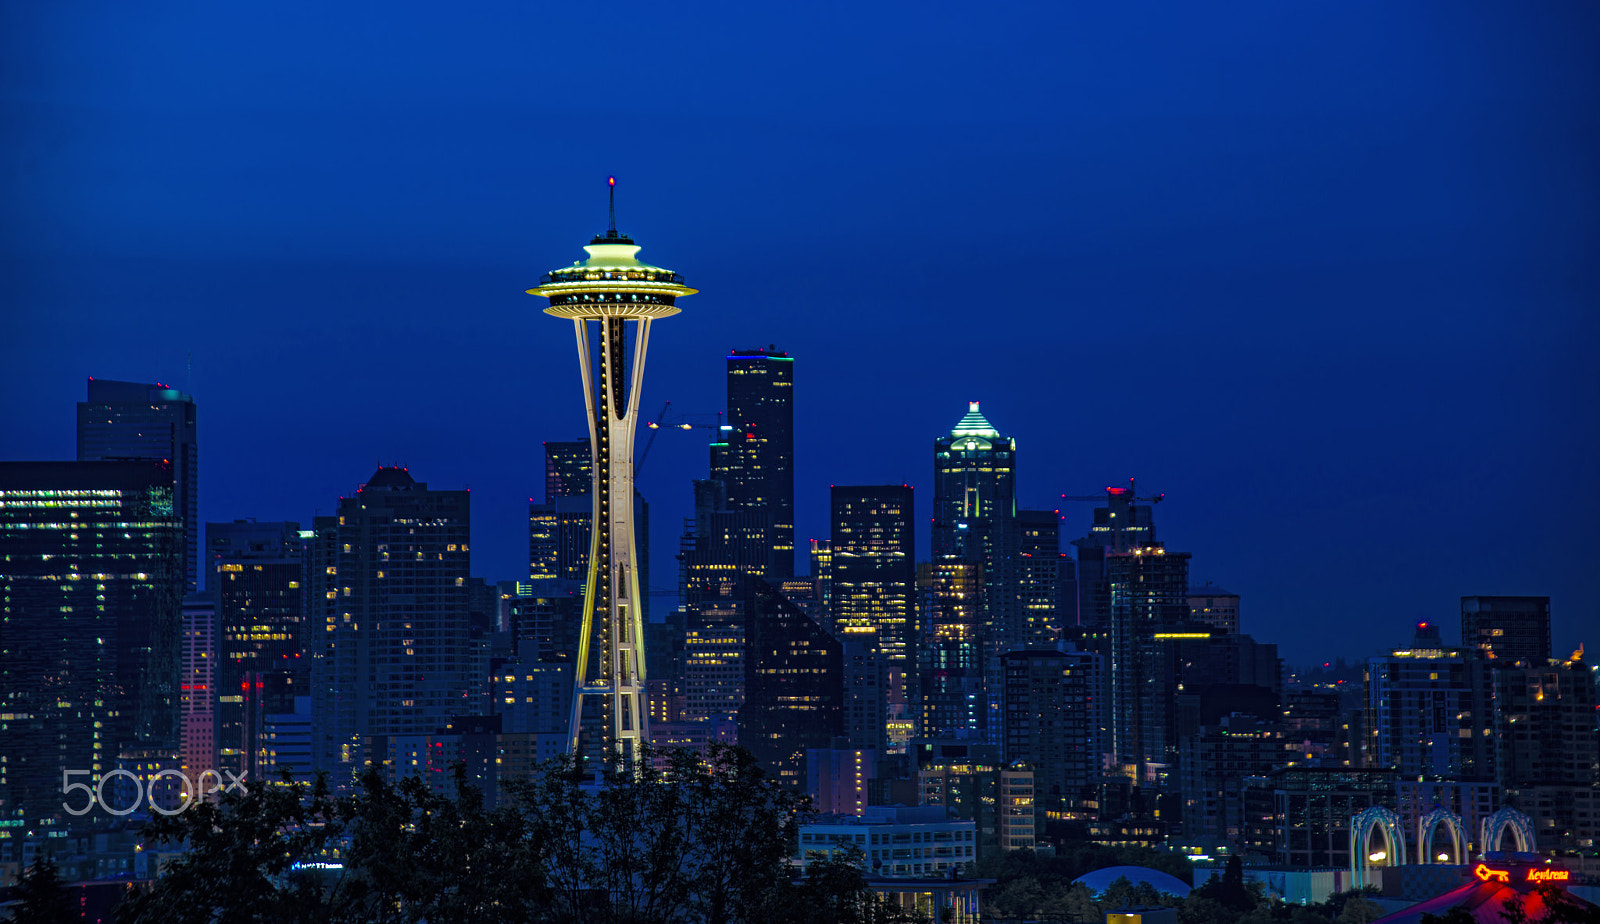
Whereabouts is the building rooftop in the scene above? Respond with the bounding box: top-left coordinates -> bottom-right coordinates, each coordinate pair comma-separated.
950,401 -> 999,438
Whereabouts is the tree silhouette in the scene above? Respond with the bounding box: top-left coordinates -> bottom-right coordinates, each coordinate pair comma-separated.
7,854 -> 74,924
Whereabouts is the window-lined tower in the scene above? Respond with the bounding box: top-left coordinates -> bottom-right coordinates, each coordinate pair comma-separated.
716,348 -> 795,578
526,180 -> 695,764
78,379 -> 199,592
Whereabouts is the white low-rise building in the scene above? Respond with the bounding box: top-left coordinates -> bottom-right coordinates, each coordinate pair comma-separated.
798,805 -> 977,878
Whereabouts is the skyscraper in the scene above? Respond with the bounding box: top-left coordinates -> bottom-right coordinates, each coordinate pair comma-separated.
1014,508 -> 1065,648
179,591 -> 219,780
207,520 -> 307,780
1362,621 -> 1495,782
311,467 -> 472,780
526,181 -> 694,763
932,402 -> 1017,651
738,580 -> 843,789
1460,595 -> 1551,666
832,485 -> 916,656
0,460 -> 184,831
529,440 -> 648,622
77,378 -> 199,591
1003,648 -> 1102,816
1106,545 -> 1192,781
1069,482 -> 1162,629
1493,651 -> 1599,853
543,440 -> 593,501
718,348 -> 795,578
832,484 -> 916,749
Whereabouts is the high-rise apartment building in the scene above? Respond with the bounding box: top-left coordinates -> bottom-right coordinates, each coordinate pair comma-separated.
918,754 -> 1037,855
1461,595 -> 1551,667
1069,483 -> 1160,629
1493,652 -> 1599,853
1178,713 -> 1284,844
1187,585 -> 1240,635
717,348 -> 794,578
917,559 -> 985,740
77,378 -> 199,591
528,496 -> 593,584
681,591 -> 745,722
543,440 -> 593,501
180,591 -> 219,779
0,460 -> 184,832
311,467 -> 472,781
528,441 -> 648,622
679,477 -> 770,605
1107,545 -> 1192,781
1002,648 -> 1102,816
1014,509 -> 1064,649
1362,621 -> 1495,782
207,520 -> 306,780
810,539 -> 833,617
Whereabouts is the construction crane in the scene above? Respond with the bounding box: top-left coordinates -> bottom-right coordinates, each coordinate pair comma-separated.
1059,476 -> 1164,505
635,401 -> 673,478
636,403 -> 723,479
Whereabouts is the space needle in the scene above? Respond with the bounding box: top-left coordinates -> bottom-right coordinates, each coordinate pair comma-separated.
526,178 -> 696,764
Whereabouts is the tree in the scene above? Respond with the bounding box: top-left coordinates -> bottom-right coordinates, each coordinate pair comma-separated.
1335,894 -> 1385,924
112,745 -> 861,924
7,854 -> 74,924
1217,855 -> 1254,912
115,772 -> 348,924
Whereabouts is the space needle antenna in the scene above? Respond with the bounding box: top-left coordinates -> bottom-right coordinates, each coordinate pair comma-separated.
607,176 -> 617,237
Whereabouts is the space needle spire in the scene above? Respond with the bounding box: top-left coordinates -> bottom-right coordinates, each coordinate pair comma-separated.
526,179 -> 696,766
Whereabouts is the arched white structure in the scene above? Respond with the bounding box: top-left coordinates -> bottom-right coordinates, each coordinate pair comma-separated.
1417,809 -> 1467,864
1351,806 -> 1407,888
1480,807 -> 1536,855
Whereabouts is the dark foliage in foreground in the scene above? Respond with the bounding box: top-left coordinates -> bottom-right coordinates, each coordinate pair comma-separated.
112,744 -> 929,924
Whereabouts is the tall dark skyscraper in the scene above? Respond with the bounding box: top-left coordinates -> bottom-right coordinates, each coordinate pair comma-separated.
207,519 -> 307,780
311,467 -> 472,780
1014,508 -> 1065,649
678,477 -> 770,605
1003,648 -> 1103,814
1069,482 -> 1162,628
738,580 -> 843,789
1460,595 -> 1551,666
77,378 -> 199,592
1107,545 -> 1192,781
931,402 -> 1017,652
543,440 -> 593,501
1493,652 -> 1600,853
0,460 -> 183,831
717,348 -> 794,579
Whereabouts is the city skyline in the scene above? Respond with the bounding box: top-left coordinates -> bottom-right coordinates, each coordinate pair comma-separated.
4,4 -> 1597,668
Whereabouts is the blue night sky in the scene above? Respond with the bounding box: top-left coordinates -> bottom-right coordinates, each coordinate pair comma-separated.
4,3 -> 1597,666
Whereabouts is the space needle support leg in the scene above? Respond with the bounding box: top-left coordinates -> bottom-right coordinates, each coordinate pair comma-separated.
569,318 -> 600,757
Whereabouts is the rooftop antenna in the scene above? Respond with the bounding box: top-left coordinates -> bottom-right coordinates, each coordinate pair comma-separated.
607,176 -> 617,237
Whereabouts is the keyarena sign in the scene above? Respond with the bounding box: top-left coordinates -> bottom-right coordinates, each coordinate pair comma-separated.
1473,862 -> 1571,889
